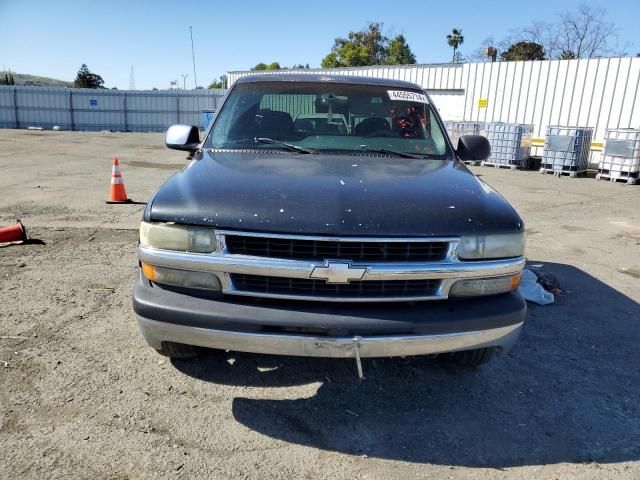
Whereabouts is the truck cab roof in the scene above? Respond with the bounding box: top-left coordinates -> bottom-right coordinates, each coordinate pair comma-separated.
234,73 -> 424,91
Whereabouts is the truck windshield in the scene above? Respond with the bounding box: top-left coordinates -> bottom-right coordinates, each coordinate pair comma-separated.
206,81 -> 450,157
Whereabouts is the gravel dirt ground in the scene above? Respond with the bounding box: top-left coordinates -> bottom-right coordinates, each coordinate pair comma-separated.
1,130 -> 639,480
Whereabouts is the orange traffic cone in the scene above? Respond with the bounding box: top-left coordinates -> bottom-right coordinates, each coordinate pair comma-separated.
106,157 -> 132,204
0,220 -> 27,244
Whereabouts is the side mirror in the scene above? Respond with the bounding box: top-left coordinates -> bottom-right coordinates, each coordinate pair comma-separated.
456,135 -> 491,161
165,125 -> 200,151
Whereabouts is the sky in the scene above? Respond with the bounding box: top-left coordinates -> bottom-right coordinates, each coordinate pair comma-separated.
1,0 -> 639,90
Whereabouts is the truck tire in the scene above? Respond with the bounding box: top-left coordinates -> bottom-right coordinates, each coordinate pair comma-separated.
156,341 -> 199,359
442,347 -> 494,367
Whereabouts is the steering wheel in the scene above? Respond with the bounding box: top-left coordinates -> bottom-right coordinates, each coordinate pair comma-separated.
364,130 -> 396,138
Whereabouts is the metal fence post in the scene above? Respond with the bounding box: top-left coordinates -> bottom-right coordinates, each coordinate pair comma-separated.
13,87 -> 19,129
69,90 -> 75,131
123,92 -> 128,132
176,92 -> 180,124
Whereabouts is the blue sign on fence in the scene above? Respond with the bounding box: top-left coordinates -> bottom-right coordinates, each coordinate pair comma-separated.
89,99 -> 97,106
201,110 -> 216,130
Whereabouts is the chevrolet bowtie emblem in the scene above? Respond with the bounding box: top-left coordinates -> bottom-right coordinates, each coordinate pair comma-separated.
309,261 -> 368,284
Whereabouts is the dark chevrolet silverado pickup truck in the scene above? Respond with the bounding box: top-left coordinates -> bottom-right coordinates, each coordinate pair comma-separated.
133,74 -> 526,373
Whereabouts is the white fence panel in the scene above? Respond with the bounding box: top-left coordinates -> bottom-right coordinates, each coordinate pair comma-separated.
126,92 -> 178,132
0,88 -> 16,128
16,87 -> 72,129
568,59 -> 589,127
617,57 -> 638,129
71,90 -> 125,131
0,86 -> 225,132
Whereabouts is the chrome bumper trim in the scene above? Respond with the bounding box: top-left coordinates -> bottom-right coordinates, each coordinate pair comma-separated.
138,246 -> 525,281
137,316 -> 524,358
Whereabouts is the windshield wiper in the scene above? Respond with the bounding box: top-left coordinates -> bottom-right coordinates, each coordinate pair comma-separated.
358,147 -> 425,159
255,137 -> 317,154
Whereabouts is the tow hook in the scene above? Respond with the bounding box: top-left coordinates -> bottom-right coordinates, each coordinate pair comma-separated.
353,336 -> 364,380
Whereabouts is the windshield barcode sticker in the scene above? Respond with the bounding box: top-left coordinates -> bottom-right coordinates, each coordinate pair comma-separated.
387,90 -> 428,103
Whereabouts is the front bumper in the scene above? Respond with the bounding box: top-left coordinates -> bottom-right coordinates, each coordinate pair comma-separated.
137,316 -> 523,358
133,275 -> 526,358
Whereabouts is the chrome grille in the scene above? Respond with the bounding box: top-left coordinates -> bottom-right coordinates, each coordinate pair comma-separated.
139,230 -> 526,303
230,274 -> 441,299
225,235 -> 449,262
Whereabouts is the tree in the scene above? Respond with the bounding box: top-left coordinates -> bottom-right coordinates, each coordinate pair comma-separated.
291,64 -> 310,69
475,4 -> 623,61
519,22 -> 560,59
321,23 -> 416,67
208,75 -> 227,89
321,22 -> 387,67
386,34 -> 416,65
559,50 -> 578,60
556,4 -> 618,58
73,64 -> 104,88
447,28 -> 464,63
251,62 -> 281,71
1,73 -> 15,85
321,53 -> 342,68
501,41 -> 546,61
453,51 -> 466,63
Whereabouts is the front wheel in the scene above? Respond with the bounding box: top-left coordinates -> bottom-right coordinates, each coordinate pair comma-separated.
156,341 -> 199,359
441,347 -> 494,367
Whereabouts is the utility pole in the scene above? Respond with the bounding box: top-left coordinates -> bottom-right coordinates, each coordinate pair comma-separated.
181,74 -> 189,90
129,65 -> 136,90
190,26 -> 198,88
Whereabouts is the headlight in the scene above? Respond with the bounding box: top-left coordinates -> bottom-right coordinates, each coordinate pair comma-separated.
141,262 -> 222,291
450,273 -> 521,297
140,222 -> 216,253
457,233 -> 525,260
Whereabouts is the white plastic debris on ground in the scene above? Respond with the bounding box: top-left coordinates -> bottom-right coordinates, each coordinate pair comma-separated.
518,269 -> 554,305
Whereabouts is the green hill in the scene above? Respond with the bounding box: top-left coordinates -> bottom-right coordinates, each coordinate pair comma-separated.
0,72 -> 72,88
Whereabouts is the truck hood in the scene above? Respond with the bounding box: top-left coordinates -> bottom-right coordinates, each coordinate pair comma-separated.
147,150 -> 523,236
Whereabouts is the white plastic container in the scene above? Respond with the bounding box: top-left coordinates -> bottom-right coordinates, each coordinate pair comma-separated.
597,129 -> 640,185
483,123 -> 534,169
540,126 -> 593,177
